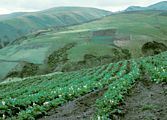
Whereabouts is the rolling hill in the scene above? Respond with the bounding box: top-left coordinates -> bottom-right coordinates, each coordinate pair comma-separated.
0,1 -> 167,120
0,2 -> 167,81
0,10 -> 167,81
125,1 -> 167,11
0,7 -> 111,48
0,12 -> 26,21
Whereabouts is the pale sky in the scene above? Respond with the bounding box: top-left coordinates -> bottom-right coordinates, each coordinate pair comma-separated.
0,0 -> 165,15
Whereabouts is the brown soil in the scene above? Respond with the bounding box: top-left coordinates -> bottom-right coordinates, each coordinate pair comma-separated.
113,76 -> 167,120
38,72 -> 167,120
39,87 -> 107,120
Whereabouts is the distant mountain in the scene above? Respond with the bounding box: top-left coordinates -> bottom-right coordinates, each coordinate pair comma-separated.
149,1 -> 167,10
125,1 -> 167,11
0,12 -> 26,21
0,7 -> 111,47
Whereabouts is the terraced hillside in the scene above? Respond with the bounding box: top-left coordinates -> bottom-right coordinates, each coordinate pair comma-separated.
0,7 -> 111,47
0,51 -> 166,120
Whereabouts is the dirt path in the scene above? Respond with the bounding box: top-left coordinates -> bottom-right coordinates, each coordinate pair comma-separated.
40,87 -> 107,120
114,76 -> 167,120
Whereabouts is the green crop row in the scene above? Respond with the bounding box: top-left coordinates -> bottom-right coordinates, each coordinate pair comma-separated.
0,51 -> 167,119
141,54 -> 167,83
0,61 -> 126,119
94,60 -> 140,119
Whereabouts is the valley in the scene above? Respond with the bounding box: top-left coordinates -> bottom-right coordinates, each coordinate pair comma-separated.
0,1 -> 167,120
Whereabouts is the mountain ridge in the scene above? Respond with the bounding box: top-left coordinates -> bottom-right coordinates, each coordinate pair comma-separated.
0,7 -> 111,48
126,1 -> 167,11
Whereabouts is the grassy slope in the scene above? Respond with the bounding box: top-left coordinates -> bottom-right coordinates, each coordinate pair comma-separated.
69,11 -> 167,57
0,11 -> 167,80
0,7 -> 111,44
0,12 -> 26,21
0,62 -> 18,80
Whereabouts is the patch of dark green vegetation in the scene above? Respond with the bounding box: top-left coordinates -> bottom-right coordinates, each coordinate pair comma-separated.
3,42 -> 131,80
142,41 -> 167,56
6,61 -> 39,78
46,42 -> 77,72
62,48 -> 131,72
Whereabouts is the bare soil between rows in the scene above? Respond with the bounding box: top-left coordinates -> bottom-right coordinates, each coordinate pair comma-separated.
39,75 -> 167,120
113,76 -> 167,120
39,87 -> 107,120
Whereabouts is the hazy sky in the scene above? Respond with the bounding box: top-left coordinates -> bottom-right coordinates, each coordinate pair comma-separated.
0,0 -> 165,15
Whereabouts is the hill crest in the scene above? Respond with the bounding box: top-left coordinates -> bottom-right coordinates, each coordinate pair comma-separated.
125,1 -> 167,11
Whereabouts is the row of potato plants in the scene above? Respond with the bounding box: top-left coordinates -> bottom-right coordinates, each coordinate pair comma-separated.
141,53 -> 167,83
0,61 -> 127,119
0,68 -> 92,98
93,52 -> 167,119
13,62 -> 124,119
1,51 -> 166,119
0,67 -> 97,118
94,60 -> 140,119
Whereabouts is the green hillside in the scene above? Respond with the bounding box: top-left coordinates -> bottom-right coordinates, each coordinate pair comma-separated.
0,12 -> 26,21
0,50 -> 166,119
69,10 -> 167,55
0,2 -> 167,119
0,10 -> 167,80
0,7 -> 111,47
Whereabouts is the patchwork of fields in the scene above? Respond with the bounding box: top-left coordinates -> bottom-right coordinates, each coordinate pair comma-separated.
0,10 -> 167,80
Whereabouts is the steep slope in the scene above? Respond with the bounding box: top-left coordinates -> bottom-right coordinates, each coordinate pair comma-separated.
0,7 -> 111,47
0,51 -> 166,119
126,1 -> 167,11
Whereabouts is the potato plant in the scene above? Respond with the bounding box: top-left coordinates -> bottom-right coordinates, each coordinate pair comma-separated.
0,51 -> 166,119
